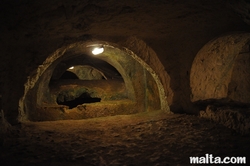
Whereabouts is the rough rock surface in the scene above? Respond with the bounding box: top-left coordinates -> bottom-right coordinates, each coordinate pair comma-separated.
200,105 -> 250,135
1,111 -> 250,165
1,0 -> 250,123
50,79 -> 127,102
190,33 -> 250,104
0,1 -> 250,164
121,37 -> 173,108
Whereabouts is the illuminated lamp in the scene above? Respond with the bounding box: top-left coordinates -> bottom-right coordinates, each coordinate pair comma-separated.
92,47 -> 104,55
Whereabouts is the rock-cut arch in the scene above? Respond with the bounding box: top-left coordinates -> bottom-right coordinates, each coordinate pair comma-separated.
190,32 -> 250,105
18,38 -> 171,121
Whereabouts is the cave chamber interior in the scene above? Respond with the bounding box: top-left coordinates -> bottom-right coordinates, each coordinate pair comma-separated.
20,42 -> 164,121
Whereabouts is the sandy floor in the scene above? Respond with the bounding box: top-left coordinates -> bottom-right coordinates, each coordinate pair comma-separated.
1,110 -> 249,166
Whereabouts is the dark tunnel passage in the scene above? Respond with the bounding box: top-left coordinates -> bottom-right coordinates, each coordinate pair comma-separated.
57,92 -> 101,109
59,71 -> 79,79
17,40 -> 169,122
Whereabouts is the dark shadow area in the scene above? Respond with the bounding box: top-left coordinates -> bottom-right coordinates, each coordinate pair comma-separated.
193,98 -> 250,111
57,92 -> 101,109
59,71 -> 79,79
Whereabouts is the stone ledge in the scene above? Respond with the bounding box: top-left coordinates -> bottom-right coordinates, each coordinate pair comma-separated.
32,100 -> 137,121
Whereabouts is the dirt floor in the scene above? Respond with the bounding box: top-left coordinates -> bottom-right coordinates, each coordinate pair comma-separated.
1,110 -> 249,166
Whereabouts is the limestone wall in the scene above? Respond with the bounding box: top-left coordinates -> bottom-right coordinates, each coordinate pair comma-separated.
200,105 -> 250,135
190,33 -> 250,104
0,0 -> 250,123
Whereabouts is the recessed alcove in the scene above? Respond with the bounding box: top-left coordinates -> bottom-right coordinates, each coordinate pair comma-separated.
190,33 -> 250,134
190,33 -> 250,106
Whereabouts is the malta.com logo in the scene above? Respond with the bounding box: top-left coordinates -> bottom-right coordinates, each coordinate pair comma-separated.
190,154 -> 246,164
